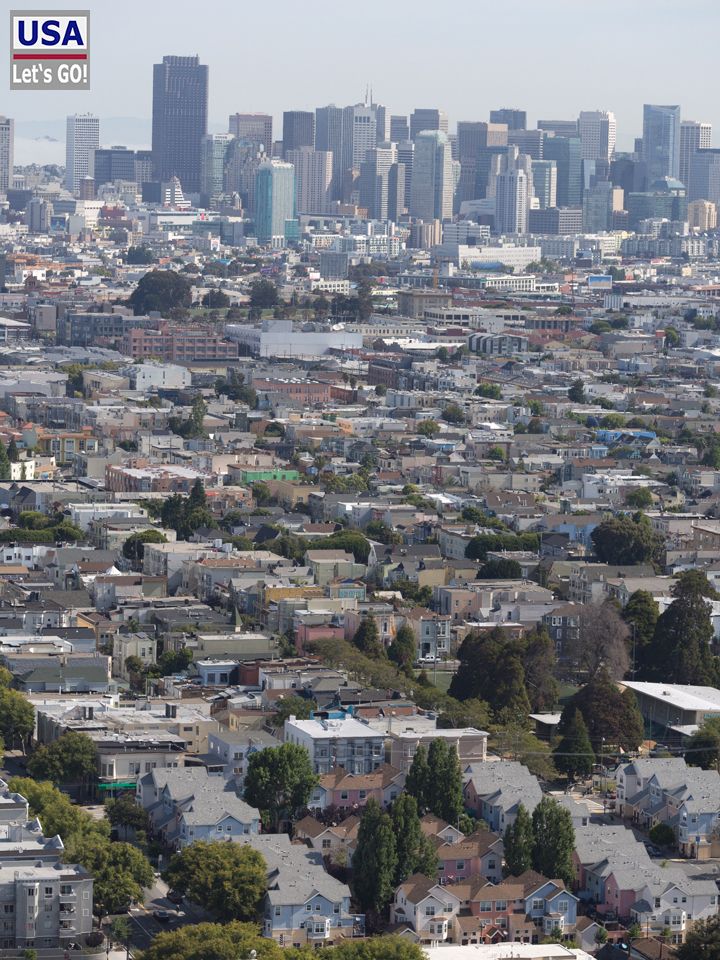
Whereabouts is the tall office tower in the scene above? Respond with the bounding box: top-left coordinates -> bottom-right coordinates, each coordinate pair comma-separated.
255,160 -> 295,243
456,121 -> 508,207
578,111 -> 616,161
152,55 -> 208,193
315,104 -> 344,200
26,197 -> 53,233
490,108 -> 526,131
200,133 -> 234,205
135,150 -> 153,184
387,162 -> 406,221
375,105 -> 390,143
228,114 -> 272,149
65,114 -> 100,194
642,104 -> 681,183
531,160 -> 557,209
282,111 -> 314,156
341,103 -> 380,172
286,147 -> 333,214
508,129 -> 544,160
410,108 -> 448,141
538,119 -> 578,137
475,145 -> 510,199
390,115 -> 409,142
397,140 -> 414,207
0,117 -> 14,194
688,199 -> 717,232
224,140 -> 267,214
688,149 -> 720,206
359,144 -> 397,219
680,120 -> 712,191
582,180 -> 615,232
494,147 -> 531,234
409,130 -> 453,221
543,135 -> 583,207
92,146 -> 137,186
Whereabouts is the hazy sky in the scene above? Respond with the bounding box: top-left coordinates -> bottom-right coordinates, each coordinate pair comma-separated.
6,0 -> 720,162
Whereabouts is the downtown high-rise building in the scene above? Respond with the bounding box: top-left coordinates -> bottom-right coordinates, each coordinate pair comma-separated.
456,121 -> 508,207
358,145 -> 403,220
494,146 -> 531,234
282,112 -> 314,156
578,110 -> 616,162
642,104 -> 681,183
490,108 -> 527,131
679,120 -> 712,191
92,146 -> 137,187
200,133 -> 234,204
224,140 -> 267,214
409,108 -> 448,141
315,104 -> 345,200
390,115 -> 409,143
0,117 -> 14,195
286,147 -> 333,214
409,130 -> 453,221
341,104 -> 380,172
255,160 -> 296,243
543,134 -> 583,207
537,119 -> 578,137
152,55 -> 208,193
531,159 -> 557,209
65,114 -> 100,194
228,114 -> 273,149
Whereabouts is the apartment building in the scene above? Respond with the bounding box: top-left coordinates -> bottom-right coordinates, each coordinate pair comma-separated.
284,716 -> 384,775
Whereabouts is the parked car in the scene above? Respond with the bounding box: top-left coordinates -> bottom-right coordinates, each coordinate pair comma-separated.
153,910 -> 172,922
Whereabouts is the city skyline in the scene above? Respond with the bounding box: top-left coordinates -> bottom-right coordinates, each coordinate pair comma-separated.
5,0 -> 720,165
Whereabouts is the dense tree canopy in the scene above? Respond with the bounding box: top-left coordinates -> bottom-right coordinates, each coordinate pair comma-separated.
164,842 -> 267,921
27,731 -> 97,789
531,797 -> 575,886
553,708 -> 595,780
129,269 -> 193,315
559,672 -> 644,753
352,799 -> 397,917
503,803 -> 533,876
590,514 -> 664,567
244,743 -> 318,831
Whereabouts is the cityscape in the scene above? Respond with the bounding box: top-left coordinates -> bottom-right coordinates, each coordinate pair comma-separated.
2,6 -> 720,960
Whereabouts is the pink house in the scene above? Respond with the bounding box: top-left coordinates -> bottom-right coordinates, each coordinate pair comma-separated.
295,622 -> 344,654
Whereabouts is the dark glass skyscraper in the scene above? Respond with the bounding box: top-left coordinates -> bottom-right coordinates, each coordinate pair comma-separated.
543,135 -> 583,207
151,55 -> 208,193
282,111 -> 315,157
642,104 -> 681,184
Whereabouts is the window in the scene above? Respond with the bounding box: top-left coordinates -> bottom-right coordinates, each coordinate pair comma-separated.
333,904 -> 340,914
456,861 -> 465,871
275,907 -> 281,917
425,906 -> 436,917
322,839 -> 331,849
44,888 -> 52,898
488,860 -> 496,870
532,899 -> 544,911
306,904 -> 312,912
558,899 -> 568,913
495,900 -> 507,911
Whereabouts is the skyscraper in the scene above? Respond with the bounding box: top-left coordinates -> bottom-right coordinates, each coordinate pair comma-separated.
0,117 -> 14,195
409,130 -> 453,221
531,160 -> 557,209
152,55 -> 208,193
508,129 -> 544,160
390,116 -> 409,143
282,112 -> 314,156
255,160 -> 296,244
543,135 -> 583,207
315,105 -> 345,200
456,122 -> 508,207
494,146 -> 531,234
200,133 -> 234,204
359,145 -> 397,220
65,114 -> 99,194
578,111 -> 616,162
224,140 -> 267,215
680,120 -> 712,191
228,114 -> 272,149
688,149 -> 720,206
642,104 -> 681,183
341,104 -> 379,172
410,108 -> 448,141
537,119 -> 578,137
490,108 -> 527,131
286,148 -> 333,214
397,140 -> 415,208
92,146 -> 137,186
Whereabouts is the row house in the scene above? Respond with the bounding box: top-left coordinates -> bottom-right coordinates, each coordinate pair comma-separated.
308,764 -> 405,812
463,761 -> 542,833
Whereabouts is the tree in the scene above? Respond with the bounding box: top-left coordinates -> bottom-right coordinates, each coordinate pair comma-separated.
522,628 -> 559,712
27,731 -> 97,792
405,745 -> 431,812
573,602 -> 630,681
105,794 -> 150,838
352,617 -> 385,659
352,798 -> 397,916
81,837 -> 154,914
0,688 -> 35,750
128,270 -> 193,315
318,530 -> 371,564
441,403 -> 467,425
559,672 -> 644,753
269,695 -> 316,728
487,445 -> 506,462
164,841 -> 266,921
687,717 -> 720,771
416,419 -> 440,438
137,921 -> 280,960
531,797 -> 575,886
388,623 -> 417,674
625,487 -> 653,509
122,529 -> 167,569
244,743 -> 318,831
449,629 -> 532,721
202,288 -> 230,308
553,709 -> 595,780
644,571 -> 719,684
649,823 -> 675,847
331,939 -> 426,960
426,740 -> 463,824
475,382 -> 502,399
677,913 -> 720,959
503,803 -> 533,876
568,379 -> 586,403
479,557 -> 522,579
125,245 -> 155,264
391,794 -> 437,886
622,590 -> 659,676
664,326 -> 680,348
249,279 -> 279,313
0,441 -> 10,480
591,514 -> 664,568
7,439 -> 19,463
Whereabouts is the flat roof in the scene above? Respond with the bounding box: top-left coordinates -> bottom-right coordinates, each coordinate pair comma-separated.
622,681 -> 720,713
